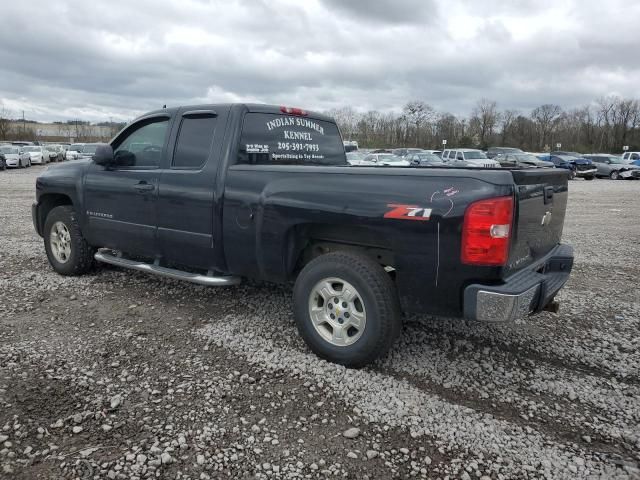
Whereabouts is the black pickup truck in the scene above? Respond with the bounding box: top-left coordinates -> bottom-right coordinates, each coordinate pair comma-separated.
32,104 -> 574,367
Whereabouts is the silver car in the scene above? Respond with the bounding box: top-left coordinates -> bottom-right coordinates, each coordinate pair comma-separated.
494,153 -> 555,169
585,154 -> 640,180
441,149 -> 501,168
0,145 -> 31,168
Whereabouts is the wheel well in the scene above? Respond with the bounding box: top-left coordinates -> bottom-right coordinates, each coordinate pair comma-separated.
286,224 -> 395,279
38,194 -> 73,233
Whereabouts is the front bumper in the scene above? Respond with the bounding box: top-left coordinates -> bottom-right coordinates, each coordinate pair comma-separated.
32,202 -> 42,237
620,169 -> 640,179
575,168 -> 597,177
464,244 -> 574,322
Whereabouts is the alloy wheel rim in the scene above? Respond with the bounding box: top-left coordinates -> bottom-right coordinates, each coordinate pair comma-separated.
50,221 -> 72,264
308,277 -> 366,347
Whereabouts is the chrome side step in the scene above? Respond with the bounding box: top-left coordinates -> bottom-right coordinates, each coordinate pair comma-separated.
94,250 -> 241,287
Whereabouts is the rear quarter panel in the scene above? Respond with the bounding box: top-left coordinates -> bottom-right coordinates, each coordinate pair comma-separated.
222,166 -> 515,316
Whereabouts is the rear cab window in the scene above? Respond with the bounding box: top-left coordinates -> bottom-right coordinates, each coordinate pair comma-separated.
238,112 -> 347,166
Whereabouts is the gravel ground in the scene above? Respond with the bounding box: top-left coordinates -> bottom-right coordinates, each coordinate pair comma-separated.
1,166 -> 639,479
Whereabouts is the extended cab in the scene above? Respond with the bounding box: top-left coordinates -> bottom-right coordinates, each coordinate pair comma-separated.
32,104 -> 574,367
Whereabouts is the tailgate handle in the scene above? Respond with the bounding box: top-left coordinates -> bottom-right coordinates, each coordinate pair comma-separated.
543,186 -> 554,204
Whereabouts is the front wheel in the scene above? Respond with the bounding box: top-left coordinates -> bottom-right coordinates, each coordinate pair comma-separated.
44,206 -> 95,275
568,169 -> 577,180
293,251 -> 401,368
610,170 -> 619,180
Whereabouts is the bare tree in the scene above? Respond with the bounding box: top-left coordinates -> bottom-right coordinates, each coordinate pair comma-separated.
471,98 -> 500,148
0,103 -> 11,140
531,104 -> 562,150
402,100 -> 435,147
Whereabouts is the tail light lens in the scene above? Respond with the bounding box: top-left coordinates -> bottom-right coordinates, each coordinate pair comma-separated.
280,106 -> 308,116
461,196 -> 514,266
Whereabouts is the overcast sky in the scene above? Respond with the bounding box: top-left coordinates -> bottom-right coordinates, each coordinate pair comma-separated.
0,0 -> 638,123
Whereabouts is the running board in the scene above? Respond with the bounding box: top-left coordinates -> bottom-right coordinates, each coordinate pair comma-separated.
94,250 -> 241,287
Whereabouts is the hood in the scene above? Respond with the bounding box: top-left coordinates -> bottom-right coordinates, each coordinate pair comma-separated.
572,158 -> 593,165
39,158 -> 91,177
380,160 -> 410,166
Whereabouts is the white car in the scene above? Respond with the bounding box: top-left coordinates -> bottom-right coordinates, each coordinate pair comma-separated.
0,145 -> 31,168
66,143 -> 85,160
441,148 -> 501,168
22,146 -> 46,165
360,153 -> 410,166
621,151 -> 640,164
42,145 -> 59,163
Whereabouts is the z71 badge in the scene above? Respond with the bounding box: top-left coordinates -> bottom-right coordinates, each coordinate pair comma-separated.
384,204 -> 432,221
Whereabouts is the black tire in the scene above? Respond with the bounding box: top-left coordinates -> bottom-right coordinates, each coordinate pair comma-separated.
293,251 -> 401,368
609,170 -> 619,180
584,175 -> 595,181
568,169 -> 576,180
18,159 -> 24,169
43,205 -> 95,275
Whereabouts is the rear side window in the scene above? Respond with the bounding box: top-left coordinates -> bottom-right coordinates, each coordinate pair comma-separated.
172,116 -> 217,169
238,113 -> 347,166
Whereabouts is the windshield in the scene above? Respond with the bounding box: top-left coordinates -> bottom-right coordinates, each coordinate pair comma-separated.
464,151 -> 488,160
416,153 -> 441,161
0,146 -> 18,154
493,147 -> 521,153
379,154 -> 404,162
23,146 -> 39,152
513,154 -> 541,162
82,145 -> 98,154
606,156 -> 625,164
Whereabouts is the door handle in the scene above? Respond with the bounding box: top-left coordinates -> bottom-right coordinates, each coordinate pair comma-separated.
134,181 -> 155,193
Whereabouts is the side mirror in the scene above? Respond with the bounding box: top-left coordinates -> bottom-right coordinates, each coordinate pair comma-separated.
93,144 -> 114,165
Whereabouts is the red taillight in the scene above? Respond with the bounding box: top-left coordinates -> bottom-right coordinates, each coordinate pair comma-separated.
280,106 -> 308,116
461,196 -> 514,266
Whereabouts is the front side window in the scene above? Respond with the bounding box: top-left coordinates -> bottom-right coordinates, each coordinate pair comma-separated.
456,152 -> 464,160
172,116 -> 217,169
238,113 -> 346,166
113,118 -> 169,168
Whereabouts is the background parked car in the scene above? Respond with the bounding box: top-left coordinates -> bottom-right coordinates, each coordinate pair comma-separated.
548,155 -> 596,180
486,146 -> 524,159
79,143 -> 100,159
66,143 -> 85,160
406,152 -> 444,166
621,151 -> 640,165
441,149 -> 501,168
42,145 -> 58,163
584,154 -> 640,180
361,153 -> 410,166
494,152 -> 554,168
392,148 -> 425,157
346,151 -> 367,165
49,145 -> 66,162
22,146 -> 46,164
0,152 -> 5,170
0,145 -> 31,168
343,140 -> 358,152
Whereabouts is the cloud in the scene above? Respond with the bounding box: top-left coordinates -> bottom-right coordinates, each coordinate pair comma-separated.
0,0 -> 637,122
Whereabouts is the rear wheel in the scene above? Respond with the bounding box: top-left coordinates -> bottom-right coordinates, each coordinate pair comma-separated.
44,206 -> 95,275
293,251 -> 401,368
610,170 -> 619,180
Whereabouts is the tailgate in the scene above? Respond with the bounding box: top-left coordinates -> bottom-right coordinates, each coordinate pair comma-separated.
506,169 -> 569,274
